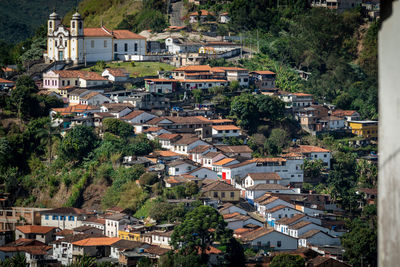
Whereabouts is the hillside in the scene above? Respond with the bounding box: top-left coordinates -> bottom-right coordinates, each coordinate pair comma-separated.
0,0 -> 81,43
62,0 -> 144,29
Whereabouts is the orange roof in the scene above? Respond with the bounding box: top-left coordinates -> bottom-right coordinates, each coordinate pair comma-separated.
142,127 -> 164,133
113,30 -> 146,39
120,110 -> 145,120
189,10 -> 215,16
174,65 -> 212,72
105,68 -> 128,77
158,133 -> 181,140
0,78 -> 14,84
212,67 -> 247,71
289,145 -> 330,153
251,70 -> 276,75
154,150 -> 180,157
72,237 -> 120,246
197,246 -> 222,255
212,125 -> 240,130
332,109 -> 358,117
52,104 -> 96,115
234,228 -> 253,235
145,78 -> 178,82
292,92 -> 312,97
213,158 -> 237,166
2,67 -> 15,72
84,27 -> 112,37
210,119 -> 234,124
16,225 -> 56,234
182,79 -> 228,83
223,212 -> 241,219
53,70 -> 107,81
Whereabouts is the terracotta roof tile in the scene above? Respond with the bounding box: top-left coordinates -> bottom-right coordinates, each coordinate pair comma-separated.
113,30 -> 146,39
72,237 -> 120,246
41,207 -> 90,215
84,27 -> 112,37
215,145 -> 253,154
0,78 -> 14,83
239,227 -> 275,242
121,110 -> 145,120
212,125 -> 240,131
201,181 -> 239,192
16,225 -> 57,234
290,221 -> 312,230
251,70 -> 276,75
266,205 -> 291,213
247,184 -> 290,191
288,145 -> 330,153
213,158 -> 237,166
174,65 -> 212,72
332,109 -> 358,117
247,172 -> 282,180
276,214 -> 306,225
105,68 -> 129,77
153,150 -> 181,157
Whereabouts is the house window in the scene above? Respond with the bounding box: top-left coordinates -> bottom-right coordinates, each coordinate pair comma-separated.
62,81 -> 65,86
221,192 -> 225,198
72,21 -> 76,28
75,80 -> 78,86
324,154 -> 327,157
214,192 -> 218,198
114,43 -> 118,52
55,41 -> 58,47
134,43 -> 138,52
91,40 -> 95,48
277,241 -> 282,247
104,40 -> 107,48
65,41 -> 67,47
45,215 -> 49,220
175,168 -> 179,172
52,215 -> 58,220
230,192 -> 234,198
68,216 -> 74,221
79,21 -> 83,29
124,43 -> 128,52
49,21 -> 52,28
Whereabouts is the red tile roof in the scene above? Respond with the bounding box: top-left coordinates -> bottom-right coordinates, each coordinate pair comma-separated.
121,110 -> 145,120
213,158 -> 237,166
332,109 -> 358,117
212,125 -> 240,131
247,172 -> 282,180
174,65 -> 212,72
105,68 -> 129,77
113,30 -> 146,39
251,70 -> 276,75
289,145 -> 330,153
189,10 -> 215,16
52,105 -> 96,115
0,78 -> 14,84
84,27 -> 112,37
16,225 -> 56,234
72,237 -> 120,246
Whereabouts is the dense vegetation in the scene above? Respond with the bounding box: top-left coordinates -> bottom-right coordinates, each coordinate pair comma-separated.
0,0 -> 80,43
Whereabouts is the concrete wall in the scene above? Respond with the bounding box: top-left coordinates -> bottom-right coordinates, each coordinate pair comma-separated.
379,2 -> 400,266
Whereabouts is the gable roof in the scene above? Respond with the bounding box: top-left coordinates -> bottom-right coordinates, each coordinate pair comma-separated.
290,220 -> 312,230
158,133 -> 181,140
276,214 -> 306,225
332,109 -> 358,117
266,205 -> 294,213
111,239 -> 145,249
247,184 -> 290,191
201,181 -> 239,192
215,145 -> 253,154
203,151 -> 223,159
121,110 -> 145,120
72,237 -> 120,246
172,135 -> 201,145
247,172 -> 282,180
16,225 -> 56,234
0,78 -> 15,84
211,125 -> 240,131
213,158 -> 237,166
112,30 -> 146,39
251,70 -> 276,75
299,229 -> 327,239
189,145 -> 212,153
239,227 -> 275,242
105,68 -> 129,77
289,145 -> 330,153
84,27 -> 113,37
174,65 -> 212,72
80,91 -> 102,100
41,207 -> 89,215
53,70 -> 107,80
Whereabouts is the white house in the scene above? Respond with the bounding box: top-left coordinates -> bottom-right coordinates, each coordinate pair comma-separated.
331,109 -> 361,122
215,145 -> 253,159
68,89 -> 89,105
45,12 -> 146,64
40,208 -> 90,230
171,136 -> 209,155
243,173 -> 282,188
219,12 -> 230,23
265,205 -> 303,227
278,92 -> 313,109
105,213 -> 131,237
145,79 -> 178,94
298,229 -> 340,247
288,221 -> 330,238
80,92 -> 111,106
238,228 -> 298,251
245,184 -> 299,204
218,203 -> 248,215
43,70 -> 109,91
223,213 -> 264,230
188,145 -> 216,164
202,151 -> 227,169
102,68 -> 130,82
149,231 -> 173,249
120,110 -> 157,124
221,157 -> 304,187
158,133 -> 182,150
254,194 -> 295,217
187,167 -> 219,180
288,145 -> 331,169
181,79 -> 228,90
213,67 -> 249,87
212,158 -> 240,174
250,71 -> 276,90
211,125 -> 241,138
100,103 -> 133,118
321,116 -> 346,131
168,160 -> 197,176
274,214 -> 322,235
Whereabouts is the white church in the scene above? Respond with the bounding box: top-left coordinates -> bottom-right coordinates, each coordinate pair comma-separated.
44,12 -> 147,64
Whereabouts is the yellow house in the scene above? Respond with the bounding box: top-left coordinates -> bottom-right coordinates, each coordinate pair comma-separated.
118,230 -> 141,241
349,121 -> 378,139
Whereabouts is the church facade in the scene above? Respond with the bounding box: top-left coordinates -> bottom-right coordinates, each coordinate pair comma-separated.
44,12 -> 147,64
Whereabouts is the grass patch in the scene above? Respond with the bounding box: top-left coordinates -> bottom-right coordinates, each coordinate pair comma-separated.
83,62 -> 175,77
134,198 -> 156,219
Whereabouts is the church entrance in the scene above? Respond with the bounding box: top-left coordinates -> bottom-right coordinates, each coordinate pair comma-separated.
58,51 -> 64,61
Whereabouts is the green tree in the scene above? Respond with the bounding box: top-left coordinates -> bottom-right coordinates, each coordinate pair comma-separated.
59,125 -> 98,162
341,217 -> 377,267
303,159 -> 324,182
270,254 -> 305,267
192,89 -> 203,104
264,128 -> 290,156
139,172 -> 158,187
229,80 -> 240,92
103,118 -> 134,139
184,181 -> 199,196
171,205 -> 240,264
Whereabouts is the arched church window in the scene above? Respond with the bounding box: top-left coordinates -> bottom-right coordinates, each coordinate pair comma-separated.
49,21 -> 52,28
79,21 -> 82,29
72,21 -> 75,28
